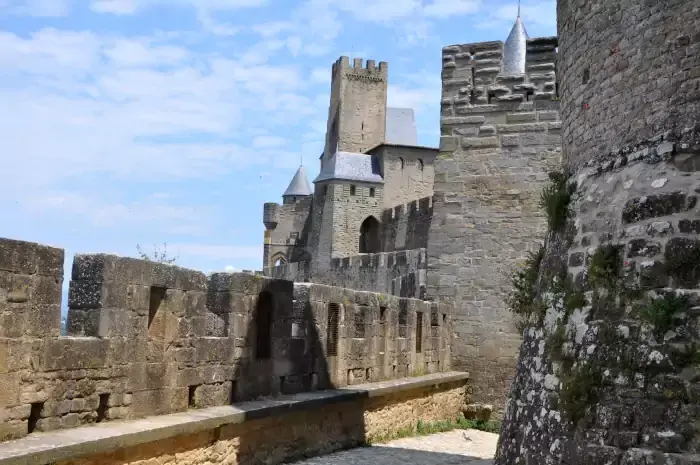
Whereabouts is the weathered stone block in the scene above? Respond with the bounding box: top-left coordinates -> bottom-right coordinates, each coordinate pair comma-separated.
627,239 -> 661,258
497,123 -> 548,133
678,219 -> 700,234
0,239 -> 63,276
0,372 -> 20,406
130,389 -> 171,417
622,192 -> 697,224
506,112 -> 537,123
665,237 -> 700,287
43,339 -> 110,370
67,281 -> 103,310
461,137 -> 499,148
439,136 -> 458,152
196,337 -> 234,363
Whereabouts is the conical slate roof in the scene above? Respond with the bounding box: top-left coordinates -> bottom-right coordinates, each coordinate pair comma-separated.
503,14 -> 529,75
283,165 -> 313,197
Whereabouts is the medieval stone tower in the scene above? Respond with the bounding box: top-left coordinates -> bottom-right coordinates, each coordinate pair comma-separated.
311,58 -> 389,266
322,57 -> 389,160
264,56 -> 436,280
263,14 -> 563,416
495,0 -> 700,463
427,14 -> 562,411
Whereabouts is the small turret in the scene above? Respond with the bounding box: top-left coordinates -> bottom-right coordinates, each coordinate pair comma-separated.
282,165 -> 313,204
502,3 -> 529,75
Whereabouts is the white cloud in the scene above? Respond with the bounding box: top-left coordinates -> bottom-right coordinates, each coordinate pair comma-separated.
224,265 -> 241,272
171,243 -> 262,261
89,0 -> 137,14
320,0 -> 483,22
252,21 -> 295,38
478,1 -> 556,30
253,136 -> 287,149
310,68 -> 331,84
1,0 -> 71,16
0,28 -> 323,200
423,0 -> 481,18
331,0 -> 421,22
90,0 -> 267,15
388,69 -> 441,110
103,38 -> 191,67
23,192 -> 216,236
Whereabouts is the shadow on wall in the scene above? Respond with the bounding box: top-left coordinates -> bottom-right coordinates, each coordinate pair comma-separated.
203,275 -> 368,464
0,236 -> 453,465
219,277 -> 333,400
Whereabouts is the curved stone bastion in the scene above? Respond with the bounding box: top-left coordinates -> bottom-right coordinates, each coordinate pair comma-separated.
495,0 -> 700,464
0,236 -> 464,465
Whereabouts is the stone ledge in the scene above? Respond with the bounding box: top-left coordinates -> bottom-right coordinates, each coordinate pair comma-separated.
0,372 -> 468,465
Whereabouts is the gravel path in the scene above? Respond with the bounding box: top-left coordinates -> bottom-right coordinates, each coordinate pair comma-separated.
291,430 -> 498,464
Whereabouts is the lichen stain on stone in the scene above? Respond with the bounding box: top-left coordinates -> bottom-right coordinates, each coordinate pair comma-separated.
7,289 -> 29,303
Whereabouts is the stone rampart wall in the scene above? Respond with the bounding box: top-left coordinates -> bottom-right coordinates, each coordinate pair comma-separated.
265,249 -> 426,299
381,196 -> 433,252
0,373 -> 469,465
0,237 -> 453,443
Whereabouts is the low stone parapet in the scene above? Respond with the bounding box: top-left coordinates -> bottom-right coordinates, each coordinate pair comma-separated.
0,372 -> 469,465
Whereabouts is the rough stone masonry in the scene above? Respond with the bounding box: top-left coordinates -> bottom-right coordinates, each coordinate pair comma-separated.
495,0 -> 700,464
427,35 -> 562,413
0,237 -> 453,442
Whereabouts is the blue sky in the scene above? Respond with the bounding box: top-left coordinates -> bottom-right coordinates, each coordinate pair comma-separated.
0,0 -> 556,312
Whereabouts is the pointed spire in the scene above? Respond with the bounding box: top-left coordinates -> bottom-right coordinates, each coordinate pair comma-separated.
283,165 -> 313,197
502,6 -> 529,75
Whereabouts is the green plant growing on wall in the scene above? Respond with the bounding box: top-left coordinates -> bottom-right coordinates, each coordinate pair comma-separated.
547,323 -> 568,361
539,171 -> 576,232
367,415 -> 502,444
671,343 -> 700,368
588,244 -> 622,289
506,246 -> 545,325
559,362 -> 603,425
136,243 -> 178,264
550,272 -> 587,318
638,292 -> 690,337
664,242 -> 700,286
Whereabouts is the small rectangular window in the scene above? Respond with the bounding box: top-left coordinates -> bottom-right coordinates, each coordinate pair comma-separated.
350,185 -> 356,196
327,303 -> 340,356
188,386 -> 197,408
369,187 -> 375,197
96,393 -> 110,422
416,312 -> 423,353
28,402 -> 44,434
229,381 -> 237,404
354,308 -> 366,338
148,286 -> 166,333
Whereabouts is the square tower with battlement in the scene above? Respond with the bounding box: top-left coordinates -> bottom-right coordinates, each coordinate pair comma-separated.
427,19 -> 562,415
322,57 -> 389,162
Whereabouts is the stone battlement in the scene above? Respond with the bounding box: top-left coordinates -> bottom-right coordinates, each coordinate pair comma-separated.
383,196 -> 433,220
263,196 -> 313,229
381,197 -> 433,253
265,249 -> 427,299
431,33 -> 563,415
0,237 -> 453,443
442,36 -> 558,106
332,56 -> 388,78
